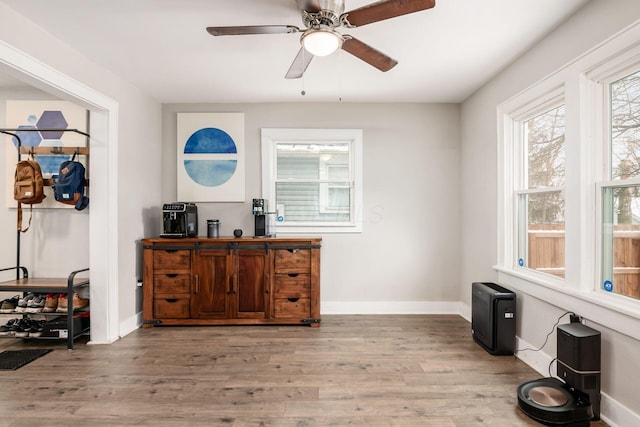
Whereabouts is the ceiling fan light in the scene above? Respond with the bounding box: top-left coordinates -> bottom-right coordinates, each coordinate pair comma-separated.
301,29 -> 342,57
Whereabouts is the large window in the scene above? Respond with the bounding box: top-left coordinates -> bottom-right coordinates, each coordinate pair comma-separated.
600,68 -> 640,300
261,128 -> 363,233
515,103 -> 566,278
498,23 -> 640,316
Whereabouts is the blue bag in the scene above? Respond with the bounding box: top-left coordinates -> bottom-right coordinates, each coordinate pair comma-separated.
52,152 -> 89,210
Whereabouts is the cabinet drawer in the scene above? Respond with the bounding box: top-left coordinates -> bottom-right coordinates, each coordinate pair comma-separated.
154,249 -> 191,270
274,249 -> 310,272
154,297 -> 190,318
154,274 -> 190,294
274,297 -> 310,318
274,273 -> 310,298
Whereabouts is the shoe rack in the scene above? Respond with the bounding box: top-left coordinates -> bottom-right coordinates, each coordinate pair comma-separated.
0,128 -> 90,350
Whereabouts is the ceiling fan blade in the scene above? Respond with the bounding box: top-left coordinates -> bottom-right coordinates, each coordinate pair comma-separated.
296,0 -> 322,13
206,25 -> 300,36
285,47 -> 315,79
341,0 -> 436,27
341,36 -> 398,72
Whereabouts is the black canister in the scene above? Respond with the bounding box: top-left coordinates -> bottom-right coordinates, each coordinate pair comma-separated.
207,219 -> 219,238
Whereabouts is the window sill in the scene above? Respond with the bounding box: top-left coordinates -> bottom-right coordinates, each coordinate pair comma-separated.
494,265 -> 640,341
274,224 -> 362,234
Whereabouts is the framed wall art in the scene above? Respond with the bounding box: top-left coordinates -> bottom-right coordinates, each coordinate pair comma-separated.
4,100 -> 88,209
176,112 -> 245,202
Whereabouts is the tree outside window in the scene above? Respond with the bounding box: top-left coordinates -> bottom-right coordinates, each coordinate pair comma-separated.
517,104 -> 566,276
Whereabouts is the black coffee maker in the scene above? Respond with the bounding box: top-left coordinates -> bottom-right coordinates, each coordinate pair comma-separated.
161,202 -> 198,238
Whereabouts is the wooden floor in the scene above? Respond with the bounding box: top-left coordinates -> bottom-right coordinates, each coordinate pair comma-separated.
0,315 -> 609,426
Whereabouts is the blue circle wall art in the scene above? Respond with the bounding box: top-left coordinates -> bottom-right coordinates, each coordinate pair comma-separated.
183,127 -> 238,187
176,112 -> 245,202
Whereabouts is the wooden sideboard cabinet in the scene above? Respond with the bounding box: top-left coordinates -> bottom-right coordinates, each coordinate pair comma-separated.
142,237 -> 321,327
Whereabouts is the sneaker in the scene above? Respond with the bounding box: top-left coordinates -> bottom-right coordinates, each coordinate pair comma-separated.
42,294 -> 59,313
11,318 -> 32,338
0,295 -> 20,313
56,293 -> 89,312
15,293 -> 36,313
73,293 -> 90,310
56,294 -> 67,313
26,319 -> 44,337
25,294 -> 47,313
0,318 -> 19,336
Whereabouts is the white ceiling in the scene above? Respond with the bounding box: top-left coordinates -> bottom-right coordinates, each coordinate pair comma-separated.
1,0 -> 588,103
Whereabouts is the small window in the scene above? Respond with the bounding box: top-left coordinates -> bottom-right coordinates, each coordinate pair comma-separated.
262,128 -> 363,233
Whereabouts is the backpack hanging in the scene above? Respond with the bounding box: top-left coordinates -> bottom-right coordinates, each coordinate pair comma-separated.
52,151 -> 89,210
13,154 -> 46,232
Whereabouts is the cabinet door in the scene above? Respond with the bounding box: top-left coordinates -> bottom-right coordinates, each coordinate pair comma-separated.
192,249 -> 231,319
234,249 -> 270,320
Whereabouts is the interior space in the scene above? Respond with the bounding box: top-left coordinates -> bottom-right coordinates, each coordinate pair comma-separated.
1,1 -> 639,426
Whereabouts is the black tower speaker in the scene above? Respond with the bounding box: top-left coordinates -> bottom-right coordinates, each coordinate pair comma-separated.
557,323 -> 601,421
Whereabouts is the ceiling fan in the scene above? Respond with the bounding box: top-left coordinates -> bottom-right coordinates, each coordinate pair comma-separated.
206,0 -> 436,79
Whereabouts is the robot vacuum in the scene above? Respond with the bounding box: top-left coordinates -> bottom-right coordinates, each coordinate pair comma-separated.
517,377 -> 592,426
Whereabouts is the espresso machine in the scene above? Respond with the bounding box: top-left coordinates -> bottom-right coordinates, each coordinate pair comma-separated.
252,198 -> 275,237
161,202 -> 198,238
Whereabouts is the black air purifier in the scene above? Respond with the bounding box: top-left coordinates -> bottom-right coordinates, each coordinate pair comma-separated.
471,282 -> 516,355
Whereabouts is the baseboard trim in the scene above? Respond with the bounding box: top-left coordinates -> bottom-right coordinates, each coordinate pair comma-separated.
119,312 -> 143,338
321,301 -> 463,315
600,392 -> 640,427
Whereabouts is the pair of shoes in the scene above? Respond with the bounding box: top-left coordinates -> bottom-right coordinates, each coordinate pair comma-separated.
15,293 -> 38,313
25,319 -> 45,337
56,293 -> 89,313
42,294 -> 59,313
0,295 -> 20,313
11,318 -> 45,338
0,318 -> 19,336
25,294 -> 47,313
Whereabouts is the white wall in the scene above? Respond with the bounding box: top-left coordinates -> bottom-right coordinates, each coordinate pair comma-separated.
0,88 -> 69,288
0,3 -> 163,339
163,103 -> 461,312
460,0 -> 640,424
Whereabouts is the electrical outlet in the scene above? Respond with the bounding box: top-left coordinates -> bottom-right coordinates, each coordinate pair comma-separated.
570,313 -> 582,323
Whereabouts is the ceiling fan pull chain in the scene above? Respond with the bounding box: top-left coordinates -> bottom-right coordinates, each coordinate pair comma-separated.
338,49 -> 343,102
301,50 -> 307,96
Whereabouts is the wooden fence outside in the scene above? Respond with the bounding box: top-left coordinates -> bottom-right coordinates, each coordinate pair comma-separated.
528,224 -> 640,298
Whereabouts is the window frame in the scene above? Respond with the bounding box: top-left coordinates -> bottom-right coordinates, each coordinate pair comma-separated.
261,128 -> 363,234
496,22 -> 640,341
512,95 -> 567,278
592,59 -> 640,300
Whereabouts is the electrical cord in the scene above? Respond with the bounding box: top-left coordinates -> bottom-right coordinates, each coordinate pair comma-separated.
517,311 -> 574,353
548,357 -> 557,377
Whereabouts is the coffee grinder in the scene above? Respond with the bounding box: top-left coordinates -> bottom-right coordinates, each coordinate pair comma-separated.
252,198 -> 274,237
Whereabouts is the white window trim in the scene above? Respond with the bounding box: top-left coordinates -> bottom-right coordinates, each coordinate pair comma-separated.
261,128 -> 363,234
497,20 -> 640,342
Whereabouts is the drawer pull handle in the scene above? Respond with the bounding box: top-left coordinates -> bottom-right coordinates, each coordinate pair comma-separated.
195,274 -> 199,294
287,298 -> 300,303
287,273 -> 299,278
287,248 -> 299,254
165,298 -> 178,303
165,249 -> 178,254
166,274 -> 178,278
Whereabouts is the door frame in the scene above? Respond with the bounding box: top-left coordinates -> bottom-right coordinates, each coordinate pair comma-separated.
0,40 -> 120,344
